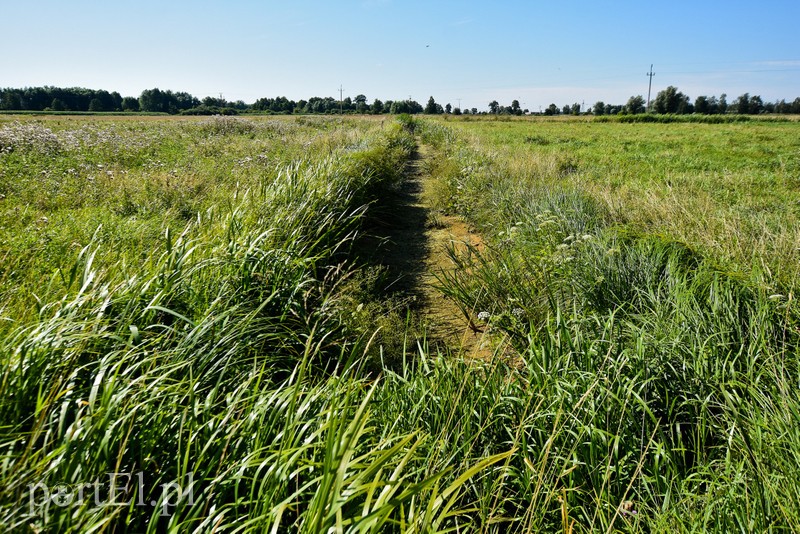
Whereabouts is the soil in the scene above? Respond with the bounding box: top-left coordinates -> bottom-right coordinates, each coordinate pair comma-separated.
372,144 -> 497,360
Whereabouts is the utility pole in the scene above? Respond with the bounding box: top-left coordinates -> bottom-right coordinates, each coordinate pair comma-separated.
339,85 -> 344,114
646,64 -> 655,111
457,98 -> 462,111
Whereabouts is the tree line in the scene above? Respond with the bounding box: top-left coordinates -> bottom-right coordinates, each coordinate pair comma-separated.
541,87 -> 800,116
2,85 -> 799,116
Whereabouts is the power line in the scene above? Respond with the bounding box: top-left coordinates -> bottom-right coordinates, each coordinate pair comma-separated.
646,64 -> 656,111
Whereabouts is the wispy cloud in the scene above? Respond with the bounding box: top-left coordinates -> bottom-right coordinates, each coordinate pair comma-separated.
450,18 -> 472,27
756,59 -> 800,67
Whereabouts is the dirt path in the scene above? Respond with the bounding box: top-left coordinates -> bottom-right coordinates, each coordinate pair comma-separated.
380,144 -> 496,359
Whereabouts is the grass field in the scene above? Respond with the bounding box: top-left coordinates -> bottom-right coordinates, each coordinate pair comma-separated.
1,114 -> 799,532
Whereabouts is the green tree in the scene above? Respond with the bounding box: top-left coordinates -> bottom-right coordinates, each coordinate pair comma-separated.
749,94 -> 764,114
139,88 -> 167,113
593,101 -> 605,115
511,99 -> 521,115
694,95 -> 709,114
488,100 -> 499,114
570,102 -> 581,115
445,103 -> 452,114
371,98 -> 384,114
718,94 -> 728,113
735,93 -> 750,114
355,94 -> 368,113
121,97 -> 139,111
654,86 -> 691,114
626,95 -> 645,114
425,96 -> 439,114
1,91 -> 22,110
88,98 -> 103,112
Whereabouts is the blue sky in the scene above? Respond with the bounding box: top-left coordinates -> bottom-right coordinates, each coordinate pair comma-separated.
2,0 -> 799,111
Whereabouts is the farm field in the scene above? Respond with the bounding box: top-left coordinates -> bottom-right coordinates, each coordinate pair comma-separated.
1,114 -> 799,532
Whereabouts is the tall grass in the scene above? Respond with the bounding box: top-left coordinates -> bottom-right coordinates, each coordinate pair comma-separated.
2,117 -> 500,532
3,114 -> 800,532
417,117 -> 800,531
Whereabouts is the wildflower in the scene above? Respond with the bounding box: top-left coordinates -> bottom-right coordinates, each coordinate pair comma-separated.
511,307 -> 525,318
477,311 -> 491,321
621,500 -> 638,516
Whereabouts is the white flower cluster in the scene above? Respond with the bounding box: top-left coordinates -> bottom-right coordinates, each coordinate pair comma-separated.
0,121 -> 61,155
199,115 -> 256,136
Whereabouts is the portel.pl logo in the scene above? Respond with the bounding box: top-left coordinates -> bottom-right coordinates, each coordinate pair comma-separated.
28,472 -> 195,517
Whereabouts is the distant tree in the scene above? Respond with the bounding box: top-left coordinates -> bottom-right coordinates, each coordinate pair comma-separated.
392,99 -> 422,114
445,103 -> 452,114
488,100 -> 500,114
653,86 -> 691,114
173,91 -> 200,111
593,101 -> 605,115
88,98 -> 104,112
626,95 -> 646,114
424,96 -> 438,114
202,96 -> 224,108
1,91 -> 22,110
471,107 -> 478,115
371,98 -> 384,114
562,104 -> 571,115
735,93 -> 750,114
121,96 -> 139,111
792,97 -> 800,114
718,94 -> 728,114
109,91 -> 123,111
749,94 -> 764,114
355,94 -> 368,113
453,107 -> 461,115
511,99 -> 521,115
139,88 -> 167,113
544,103 -> 559,116
694,95 -> 710,114
571,103 -> 581,115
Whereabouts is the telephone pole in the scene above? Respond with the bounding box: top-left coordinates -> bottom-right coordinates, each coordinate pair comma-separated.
339,85 -> 344,114
646,64 -> 655,111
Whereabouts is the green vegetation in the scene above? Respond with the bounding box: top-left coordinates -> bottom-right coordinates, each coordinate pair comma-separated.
1,114 -> 800,531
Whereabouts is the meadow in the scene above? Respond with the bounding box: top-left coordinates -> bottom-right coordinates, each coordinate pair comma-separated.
1,113 -> 799,532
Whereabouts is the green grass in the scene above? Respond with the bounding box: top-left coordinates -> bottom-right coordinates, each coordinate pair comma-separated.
2,114 -> 800,532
